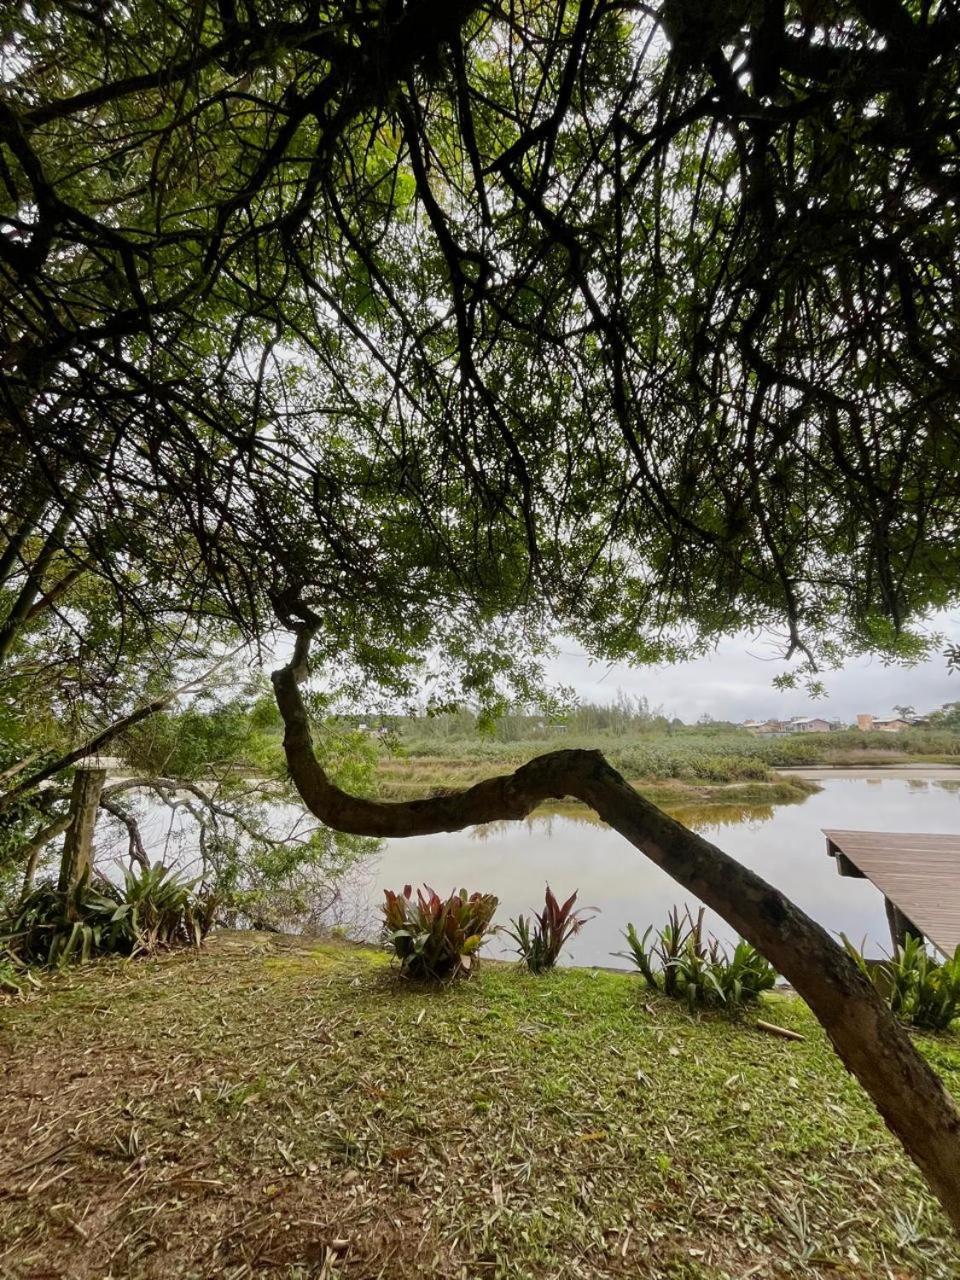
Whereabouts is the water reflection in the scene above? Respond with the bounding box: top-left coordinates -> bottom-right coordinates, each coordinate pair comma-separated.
365,778 -> 960,968
489,797 -> 782,832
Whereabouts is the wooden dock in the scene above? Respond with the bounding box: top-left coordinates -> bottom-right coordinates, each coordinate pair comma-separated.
824,829 -> 960,957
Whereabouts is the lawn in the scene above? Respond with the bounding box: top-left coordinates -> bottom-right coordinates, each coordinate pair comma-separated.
1,934 -> 958,1279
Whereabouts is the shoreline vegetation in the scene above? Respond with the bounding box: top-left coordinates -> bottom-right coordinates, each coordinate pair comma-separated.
368,719 -> 960,816
2,933 -> 957,1279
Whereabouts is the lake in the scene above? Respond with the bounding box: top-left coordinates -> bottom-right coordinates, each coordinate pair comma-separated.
360,775 -> 960,967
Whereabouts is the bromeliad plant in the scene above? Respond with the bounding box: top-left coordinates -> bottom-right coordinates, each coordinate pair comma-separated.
118,864 -> 218,952
382,885 -> 498,981
619,906 -> 777,1011
0,866 -> 217,969
504,886 -> 596,973
842,934 -> 960,1031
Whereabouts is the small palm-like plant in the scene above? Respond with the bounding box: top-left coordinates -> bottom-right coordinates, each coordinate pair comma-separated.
382,884 -> 498,981
1,875 -> 131,967
505,887 -> 596,973
842,934 -> 960,1031
120,864 -> 217,951
0,865 -> 217,968
618,906 -> 776,1010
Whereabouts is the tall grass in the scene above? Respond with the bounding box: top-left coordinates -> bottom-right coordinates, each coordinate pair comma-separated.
385,723 -> 960,785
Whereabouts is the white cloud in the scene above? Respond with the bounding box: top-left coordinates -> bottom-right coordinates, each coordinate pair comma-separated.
545,614 -> 960,724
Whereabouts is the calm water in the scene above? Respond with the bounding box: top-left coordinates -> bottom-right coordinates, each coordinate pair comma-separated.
363,777 -> 960,967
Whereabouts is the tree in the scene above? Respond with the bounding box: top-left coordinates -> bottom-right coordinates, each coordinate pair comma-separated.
4,0 -> 960,1230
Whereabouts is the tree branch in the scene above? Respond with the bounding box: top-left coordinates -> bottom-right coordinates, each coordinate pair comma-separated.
0,646 -> 245,811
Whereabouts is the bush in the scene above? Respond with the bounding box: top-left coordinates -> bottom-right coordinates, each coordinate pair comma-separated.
0,866 -> 217,968
504,886 -> 595,973
843,934 -> 960,1031
618,907 -> 777,1010
118,863 -> 218,952
382,884 -> 498,981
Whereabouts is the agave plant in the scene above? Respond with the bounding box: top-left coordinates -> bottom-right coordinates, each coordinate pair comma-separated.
1,875 -> 132,967
618,906 -> 776,1011
382,885 -> 498,981
120,864 -> 218,952
0,865 -> 217,968
504,886 -> 596,973
843,934 -> 960,1031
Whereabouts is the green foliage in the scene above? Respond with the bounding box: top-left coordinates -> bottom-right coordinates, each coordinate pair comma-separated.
619,908 -> 777,1011
120,692 -> 283,779
381,885 -> 498,981
2,878 -> 132,967
0,954 -> 39,997
0,867 -> 215,969
117,864 -> 218,953
843,935 -> 960,1032
390,715 -> 960,782
504,886 -> 595,973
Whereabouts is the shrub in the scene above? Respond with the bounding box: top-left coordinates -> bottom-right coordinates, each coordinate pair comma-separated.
619,907 -> 776,1010
843,934 -> 960,1031
382,884 -> 498,981
0,866 -> 217,968
119,864 -> 218,951
504,886 -> 595,972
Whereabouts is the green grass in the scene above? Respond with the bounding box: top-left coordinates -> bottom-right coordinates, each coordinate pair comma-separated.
373,755 -> 822,812
370,725 -> 960,808
390,726 -> 960,773
1,934 -> 958,1278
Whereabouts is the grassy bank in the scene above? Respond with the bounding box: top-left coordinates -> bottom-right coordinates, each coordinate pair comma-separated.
373,755 -> 820,815
1,934 -> 958,1278
369,723 -> 960,811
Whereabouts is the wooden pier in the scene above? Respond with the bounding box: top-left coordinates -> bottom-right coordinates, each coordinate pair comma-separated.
824,829 -> 960,957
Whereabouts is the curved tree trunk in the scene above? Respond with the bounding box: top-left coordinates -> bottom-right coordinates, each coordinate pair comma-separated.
272,632 -> 960,1232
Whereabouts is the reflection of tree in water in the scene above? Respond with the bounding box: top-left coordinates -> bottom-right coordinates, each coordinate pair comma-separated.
666,803 -> 775,833
935,781 -> 960,795
90,788 -> 383,937
467,801 -> 776,840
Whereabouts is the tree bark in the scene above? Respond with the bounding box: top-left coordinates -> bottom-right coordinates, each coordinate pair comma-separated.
19,813 -> 72,899
57,766 -> 106,901
271,631 -> 960,1233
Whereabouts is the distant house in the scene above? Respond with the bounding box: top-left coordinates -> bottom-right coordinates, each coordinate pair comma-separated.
742,719 -> 785,736
742,716 -> 832,736
857,713 -> 927,733
787,716 -> 831,734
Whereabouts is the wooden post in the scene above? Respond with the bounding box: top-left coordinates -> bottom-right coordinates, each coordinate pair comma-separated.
885,896 -> 923,951
57,764 -> 107,901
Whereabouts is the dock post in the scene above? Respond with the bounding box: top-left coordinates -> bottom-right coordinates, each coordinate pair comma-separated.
884,896 -> 923,952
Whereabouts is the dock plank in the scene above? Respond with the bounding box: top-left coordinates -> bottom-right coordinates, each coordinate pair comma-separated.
823,829 -> 960,956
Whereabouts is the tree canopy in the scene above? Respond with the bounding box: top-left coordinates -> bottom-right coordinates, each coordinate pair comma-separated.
2,0 -> 958,702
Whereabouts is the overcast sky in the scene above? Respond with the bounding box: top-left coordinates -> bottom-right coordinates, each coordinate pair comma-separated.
544,612 -> 960,725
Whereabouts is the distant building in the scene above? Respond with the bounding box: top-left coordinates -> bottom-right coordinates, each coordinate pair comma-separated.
742,716 -> 833,736
857,713 -> 928,733
787,716 -> 832,733
742,716 -> 783,737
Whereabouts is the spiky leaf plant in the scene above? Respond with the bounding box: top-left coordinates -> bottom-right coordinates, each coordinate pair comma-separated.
381,885 -> 498,981
505,886 -> 596,973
